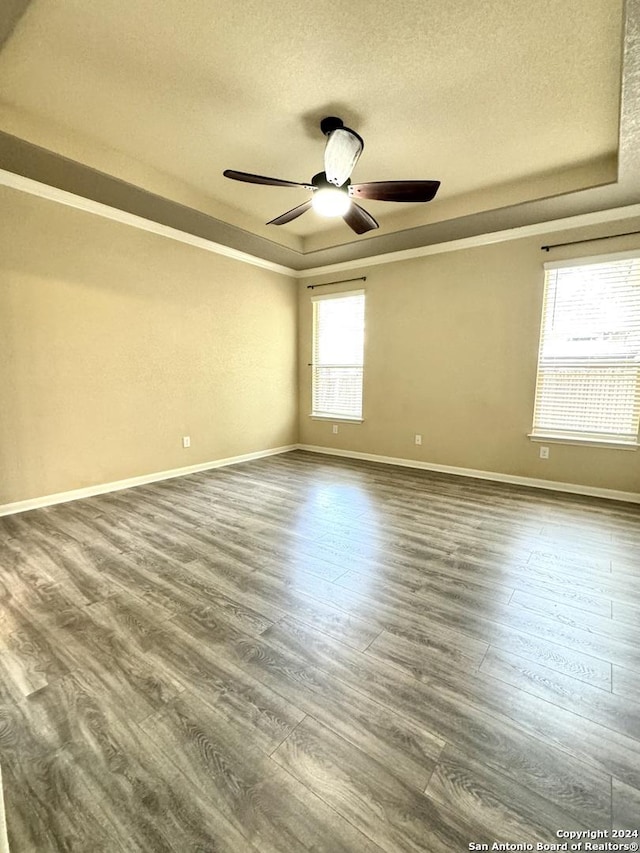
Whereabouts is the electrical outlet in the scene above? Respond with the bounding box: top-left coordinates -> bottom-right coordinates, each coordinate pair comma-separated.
415,434 -> 422,445
182,436 -> 191,448
539,445 -> 549,459
332,424 -> 339,434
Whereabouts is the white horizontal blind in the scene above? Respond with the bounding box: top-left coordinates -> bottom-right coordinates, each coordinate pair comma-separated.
532,254 -> 640,444
312,291 -> 365,418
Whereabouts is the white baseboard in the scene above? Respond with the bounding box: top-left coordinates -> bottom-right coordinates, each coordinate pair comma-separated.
3,442 -> 638,516
0,444 -> 298,517
296,444 -> 640,505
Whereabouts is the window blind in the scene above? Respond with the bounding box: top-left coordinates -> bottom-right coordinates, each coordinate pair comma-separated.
532,252 -> 640,445
312,290 -> 365,419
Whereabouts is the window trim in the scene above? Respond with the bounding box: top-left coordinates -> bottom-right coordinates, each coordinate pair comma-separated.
310,288 -> 365,303
310,288 -> 365,421
310,415 -> 364,423
528,433 -> 639,450
543,248 -> 640,271
530,250 -> 640,448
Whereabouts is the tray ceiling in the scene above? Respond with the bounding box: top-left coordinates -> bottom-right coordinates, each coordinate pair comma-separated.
0,0 -> 634,268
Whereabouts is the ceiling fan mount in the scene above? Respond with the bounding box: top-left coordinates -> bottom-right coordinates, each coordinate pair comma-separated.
319,116 -> 346,136
223,116 -> 440,235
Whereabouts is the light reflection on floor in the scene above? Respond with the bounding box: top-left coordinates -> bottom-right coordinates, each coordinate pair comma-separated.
287,478 -> 380,598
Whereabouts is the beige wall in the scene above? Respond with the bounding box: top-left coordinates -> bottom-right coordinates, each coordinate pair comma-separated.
2,183 -> 639,507
298,223 -> 640,495
0,186 -> 298,505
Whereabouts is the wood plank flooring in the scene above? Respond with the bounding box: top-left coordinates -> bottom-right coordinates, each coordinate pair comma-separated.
1,449 -> 639,851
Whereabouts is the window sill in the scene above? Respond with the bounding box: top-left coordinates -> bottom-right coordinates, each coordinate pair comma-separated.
528,434 -> 639,451
310,415 -> 364,423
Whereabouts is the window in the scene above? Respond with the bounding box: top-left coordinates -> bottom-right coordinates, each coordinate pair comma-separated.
531,252 -> 640,446
311,290 -> 365,420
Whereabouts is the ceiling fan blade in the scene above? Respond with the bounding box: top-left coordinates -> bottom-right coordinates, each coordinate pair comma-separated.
267,200 -> 313,226
223,169 -> 313,189
349,180 -> 440,203
343,202 -> 379,235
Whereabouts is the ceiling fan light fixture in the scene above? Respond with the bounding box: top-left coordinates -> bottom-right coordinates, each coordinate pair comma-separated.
324,127 -> 364,186
312,187 -> 351,217
223,115 -> 439,235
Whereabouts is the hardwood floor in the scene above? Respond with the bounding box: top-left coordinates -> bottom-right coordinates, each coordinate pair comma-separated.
0,449 -> 639,851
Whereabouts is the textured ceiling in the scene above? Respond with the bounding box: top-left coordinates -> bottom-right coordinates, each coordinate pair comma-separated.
0,0 -> 625,250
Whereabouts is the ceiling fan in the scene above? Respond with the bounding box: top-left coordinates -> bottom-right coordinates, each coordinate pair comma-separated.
223,117 -> 441,235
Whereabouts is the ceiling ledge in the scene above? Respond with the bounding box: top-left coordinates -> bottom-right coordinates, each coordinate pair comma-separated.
301,154 -> 619,255
0,130 -> 302,270
0,0 -> 638,273
0,0 -> 32,51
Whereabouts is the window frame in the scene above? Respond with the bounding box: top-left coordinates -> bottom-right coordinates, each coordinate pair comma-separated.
310,289 -> 365,422
529,250 -> 640,450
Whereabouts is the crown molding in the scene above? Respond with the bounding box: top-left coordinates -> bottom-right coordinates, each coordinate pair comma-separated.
3,165 -> 640,284
294,203 -> 640,277
0,166 -> 297,277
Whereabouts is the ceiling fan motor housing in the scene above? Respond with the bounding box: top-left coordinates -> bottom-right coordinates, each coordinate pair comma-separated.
312,172 -> 350,192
